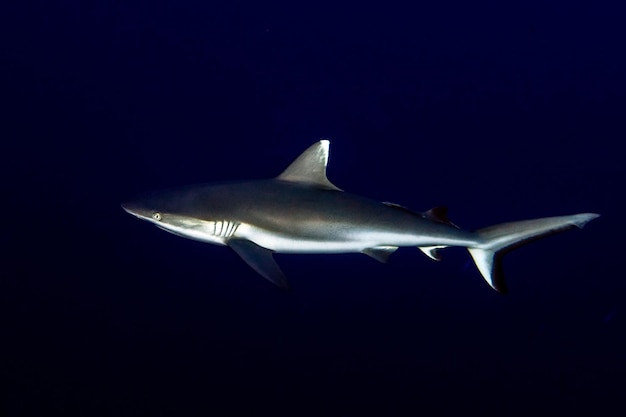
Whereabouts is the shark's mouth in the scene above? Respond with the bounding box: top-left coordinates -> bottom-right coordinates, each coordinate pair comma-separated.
154,223 -> 188,238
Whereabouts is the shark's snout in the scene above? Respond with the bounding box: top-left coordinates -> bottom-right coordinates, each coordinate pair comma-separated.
121,202 -> 136,214
121,201 -> 148,219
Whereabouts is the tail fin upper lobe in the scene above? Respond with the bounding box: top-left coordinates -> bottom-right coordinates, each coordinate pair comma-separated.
467,213 -> 600,293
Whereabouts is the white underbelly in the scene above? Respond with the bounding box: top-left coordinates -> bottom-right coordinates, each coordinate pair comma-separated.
234,223 -> 412,253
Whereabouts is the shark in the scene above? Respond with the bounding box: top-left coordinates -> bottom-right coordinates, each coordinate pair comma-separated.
122,140 -> 599,293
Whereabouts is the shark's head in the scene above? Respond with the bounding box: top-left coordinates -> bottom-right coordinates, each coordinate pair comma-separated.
121,189 -> 232,245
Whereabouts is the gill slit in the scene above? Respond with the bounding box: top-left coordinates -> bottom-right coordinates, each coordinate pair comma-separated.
212,220 -> 240,238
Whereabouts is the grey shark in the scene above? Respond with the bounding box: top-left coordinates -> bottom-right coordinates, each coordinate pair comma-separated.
122,140 -> 599,293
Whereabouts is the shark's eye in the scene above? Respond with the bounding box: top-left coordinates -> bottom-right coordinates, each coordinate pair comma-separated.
152,212 -> 162,221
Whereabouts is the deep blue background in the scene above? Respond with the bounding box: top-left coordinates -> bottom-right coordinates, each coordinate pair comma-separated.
2,1 -> 624,416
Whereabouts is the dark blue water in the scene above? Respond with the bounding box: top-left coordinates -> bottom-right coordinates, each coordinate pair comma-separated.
3,1 -> 624,416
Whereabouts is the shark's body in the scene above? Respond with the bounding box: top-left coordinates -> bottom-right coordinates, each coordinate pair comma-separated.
122,140 -> 599,293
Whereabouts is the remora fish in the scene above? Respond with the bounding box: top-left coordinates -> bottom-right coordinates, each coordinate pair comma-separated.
122,140 -> 599,293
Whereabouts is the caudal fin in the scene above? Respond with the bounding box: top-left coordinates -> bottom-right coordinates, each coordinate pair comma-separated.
468,213 -> 600,293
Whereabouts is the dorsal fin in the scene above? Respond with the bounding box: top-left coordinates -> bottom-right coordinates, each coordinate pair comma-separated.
425,206 -> 459,229
276,140 -> 342,191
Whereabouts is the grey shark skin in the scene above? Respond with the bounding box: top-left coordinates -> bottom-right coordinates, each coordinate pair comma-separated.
122,140 -> 599,293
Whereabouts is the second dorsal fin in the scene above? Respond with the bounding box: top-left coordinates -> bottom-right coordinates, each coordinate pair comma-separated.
425,206 -> 459,229
276,140 -> 342,191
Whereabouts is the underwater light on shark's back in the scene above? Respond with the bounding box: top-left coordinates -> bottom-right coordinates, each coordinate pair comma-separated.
121,140 -> 599,293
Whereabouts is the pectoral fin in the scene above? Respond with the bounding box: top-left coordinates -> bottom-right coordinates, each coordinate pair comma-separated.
228,239 -> 290,289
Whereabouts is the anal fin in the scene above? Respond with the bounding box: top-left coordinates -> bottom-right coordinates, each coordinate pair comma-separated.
228,239 -> 290,289
418,245 -> 447,261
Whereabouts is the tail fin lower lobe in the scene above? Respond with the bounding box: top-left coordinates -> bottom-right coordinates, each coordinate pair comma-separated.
467,213 -> 599,293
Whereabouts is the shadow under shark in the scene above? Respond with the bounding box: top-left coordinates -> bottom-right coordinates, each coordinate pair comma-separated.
122,140 -> 599,293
